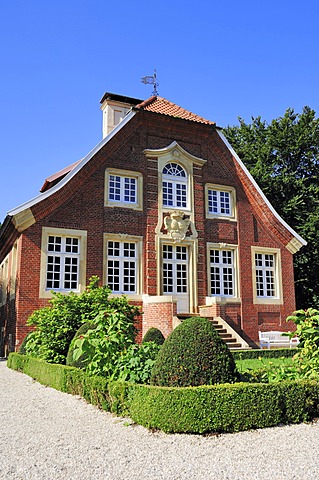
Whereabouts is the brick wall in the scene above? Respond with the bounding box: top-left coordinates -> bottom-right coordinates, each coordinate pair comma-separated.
1,111 -> 300,347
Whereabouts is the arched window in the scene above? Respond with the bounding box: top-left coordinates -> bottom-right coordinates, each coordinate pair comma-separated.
162,163 -> 188,208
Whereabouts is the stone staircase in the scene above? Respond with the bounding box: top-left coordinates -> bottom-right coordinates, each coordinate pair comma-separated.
210,318 -> 245,350
176,314 -> 250,350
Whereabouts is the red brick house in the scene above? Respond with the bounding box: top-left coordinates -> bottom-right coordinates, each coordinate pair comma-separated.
0,93 -> 306,354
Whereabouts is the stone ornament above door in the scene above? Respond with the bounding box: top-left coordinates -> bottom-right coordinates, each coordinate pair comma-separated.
164,211 -> 191,242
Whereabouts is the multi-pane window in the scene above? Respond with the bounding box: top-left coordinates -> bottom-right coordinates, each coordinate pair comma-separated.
162,244 -> 188,294
109,174 -> 137,204
255,253 -> 276,298
208,189 -> 231,216
46,236 -> 80,290
107,241 -> 137,293
209,249 -> 235,297
162,163 -> 188,209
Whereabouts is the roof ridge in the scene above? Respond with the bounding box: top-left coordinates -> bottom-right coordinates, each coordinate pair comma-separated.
136,95 -> 216,126
135,96 -> 157,109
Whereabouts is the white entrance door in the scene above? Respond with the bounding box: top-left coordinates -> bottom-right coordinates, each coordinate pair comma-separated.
162,244 -> 189,313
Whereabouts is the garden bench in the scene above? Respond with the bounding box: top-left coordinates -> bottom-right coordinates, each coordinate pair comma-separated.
259,331 -> 299,349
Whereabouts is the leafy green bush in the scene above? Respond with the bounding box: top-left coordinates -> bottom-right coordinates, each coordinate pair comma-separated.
25,277 -> 112,363
111,342 -> 161,384
25,276 -> 138,365
286,308 -> 319,377
72,305 -> 139,377
142,327 -> 165,346
66,322 -> 96,368
150,316 -> 238,387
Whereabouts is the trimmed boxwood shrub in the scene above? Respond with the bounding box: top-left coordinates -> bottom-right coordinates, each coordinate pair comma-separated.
150,316 -> 238,387
7,353 -> 110,411
127,380 -> 319,433
7,353 -> 319,434
233,348 -> 297,360
66,322 -> 96,369
142,327 -> 165,346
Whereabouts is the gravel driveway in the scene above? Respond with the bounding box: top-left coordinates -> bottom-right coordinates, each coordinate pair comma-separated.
1,359 -> 319,479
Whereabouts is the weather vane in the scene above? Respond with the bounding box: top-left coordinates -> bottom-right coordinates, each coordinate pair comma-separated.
141,69 -> 159,96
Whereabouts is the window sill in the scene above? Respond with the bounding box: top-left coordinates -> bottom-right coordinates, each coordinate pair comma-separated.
105,202 -> 143,211
253,297 -> 283,305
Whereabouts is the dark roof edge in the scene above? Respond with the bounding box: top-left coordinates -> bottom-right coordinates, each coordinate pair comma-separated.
0,216 -> 18,263
100,92 -> 143,105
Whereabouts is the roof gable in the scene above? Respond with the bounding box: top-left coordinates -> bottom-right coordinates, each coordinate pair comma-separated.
1,94 -> 306,254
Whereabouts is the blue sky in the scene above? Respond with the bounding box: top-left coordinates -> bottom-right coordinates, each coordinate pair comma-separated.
0,0 -> 318,222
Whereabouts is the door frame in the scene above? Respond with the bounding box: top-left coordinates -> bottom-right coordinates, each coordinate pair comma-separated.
156,236 -> 198,314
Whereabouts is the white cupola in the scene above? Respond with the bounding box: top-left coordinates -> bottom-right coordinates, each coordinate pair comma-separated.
100,92 -> 143,138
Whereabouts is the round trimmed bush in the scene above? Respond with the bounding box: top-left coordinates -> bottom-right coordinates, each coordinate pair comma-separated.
150,316 -> 238,387
66,322 -> 96,369
142,327 -> 165,346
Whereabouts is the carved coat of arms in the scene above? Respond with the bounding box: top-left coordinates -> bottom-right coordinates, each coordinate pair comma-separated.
164,211 -> 190,242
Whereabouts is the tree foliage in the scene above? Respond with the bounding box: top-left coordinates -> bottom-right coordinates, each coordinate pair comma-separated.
224,107 -> 319,308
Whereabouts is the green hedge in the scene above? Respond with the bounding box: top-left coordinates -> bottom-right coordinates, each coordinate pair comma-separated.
7,353 -> 110,411
7,353 -> 319,434
233,348 -> 297,360
126,380 -> 319,433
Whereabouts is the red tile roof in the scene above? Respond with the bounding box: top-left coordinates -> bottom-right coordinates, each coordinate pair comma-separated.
40,95 -> 216,193
135,96 -> 215,125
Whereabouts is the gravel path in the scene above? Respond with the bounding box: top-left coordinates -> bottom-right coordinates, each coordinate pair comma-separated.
1,360 -> 319,480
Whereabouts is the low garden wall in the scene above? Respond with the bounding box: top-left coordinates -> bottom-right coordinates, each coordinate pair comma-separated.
7,352 -> 319,434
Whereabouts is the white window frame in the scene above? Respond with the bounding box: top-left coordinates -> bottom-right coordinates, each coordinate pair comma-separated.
205,184 -> 236,220
251,246 -> 283,305
103,234 -> 143,298
105,168 -> 143,210
39,227 -> 87,299
162,243 -> 188,295
162,162 -> 188,210
207,243 -> 239,301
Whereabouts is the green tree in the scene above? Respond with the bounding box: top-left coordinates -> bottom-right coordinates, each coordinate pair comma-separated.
224,107 -> 319,308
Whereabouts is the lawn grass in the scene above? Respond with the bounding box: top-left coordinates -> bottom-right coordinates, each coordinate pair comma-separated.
236,356 -> 294,373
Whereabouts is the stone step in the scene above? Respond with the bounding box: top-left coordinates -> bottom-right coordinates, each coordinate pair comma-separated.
176,314 -> 248,350
219,333 -> 232,339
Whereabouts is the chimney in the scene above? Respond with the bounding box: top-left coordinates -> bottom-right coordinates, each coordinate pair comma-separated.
100,93 -> 143,138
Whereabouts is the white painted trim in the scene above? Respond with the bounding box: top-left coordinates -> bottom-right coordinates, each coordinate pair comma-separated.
144,141 -> 207,166
217,130 -> 307,249
8,111 -> 137,217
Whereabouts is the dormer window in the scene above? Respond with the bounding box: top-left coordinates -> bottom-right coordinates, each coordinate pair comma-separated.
162,162 -> 188,209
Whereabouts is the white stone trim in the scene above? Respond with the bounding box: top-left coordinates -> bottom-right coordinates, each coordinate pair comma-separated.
144,141 -> 207,166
